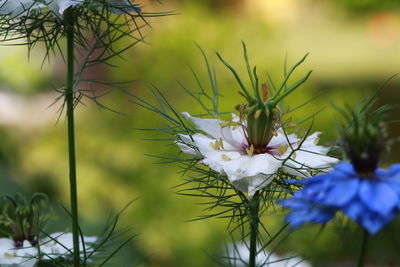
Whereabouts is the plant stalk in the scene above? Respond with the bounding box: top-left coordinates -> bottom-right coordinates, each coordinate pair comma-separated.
249,191 -> 260,267
357,229 -> 369,267
65,9 -> 80,267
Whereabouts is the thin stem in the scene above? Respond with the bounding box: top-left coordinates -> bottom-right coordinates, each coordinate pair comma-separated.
65,9 -> 80,267
249,191 -> 260,267
357,229 -> 369,267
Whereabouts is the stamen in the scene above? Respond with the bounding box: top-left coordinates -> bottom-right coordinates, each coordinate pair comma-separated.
246,145 -> 255,156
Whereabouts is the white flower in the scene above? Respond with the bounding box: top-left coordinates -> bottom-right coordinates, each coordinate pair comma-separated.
39,232 -> 98,259
0,238 -> 37,267
226,243 -> 311,267
0,233 -> 97,265
0,0 -> 44,18
45,0 -> 82,16
178,112 -> 339,195
45,0 -> 140,16
0,0 -> 140,18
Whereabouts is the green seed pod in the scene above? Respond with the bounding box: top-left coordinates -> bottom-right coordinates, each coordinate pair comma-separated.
246,105 -> 277,153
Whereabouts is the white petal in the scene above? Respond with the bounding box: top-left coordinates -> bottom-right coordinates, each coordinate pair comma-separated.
221,125 -> 247,148
176,134 -> 200,157
178,132 -> 243,174
186,132 -> 238,155
176,143 -> 197,157
201,150 -> 241,175
190,133 -> 218,154
0,238 -> 14,254
268,130 -> 297,147
58,0 -> 81,14
40,232 -> 97,255
233,173 -> 275,196
284,132 -> 338,175
227,243 -> 312,267
0,0 -> 44,18
0,239 -> 37,266
45,0 -> 82,15
283,163 -> 311,177
222,153 -> 282,193
223,154 -> 281,181
105,0 -> 140,14
182,112 -> 224,139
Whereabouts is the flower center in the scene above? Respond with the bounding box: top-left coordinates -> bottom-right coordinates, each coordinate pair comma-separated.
343,119 -> 387,178
243,106 -> 280,155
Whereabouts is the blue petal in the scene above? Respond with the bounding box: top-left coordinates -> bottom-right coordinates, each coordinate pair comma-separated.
343,200 -> 396,234
359,180 -> 398,216
280,196 -> 336,229
334,162 -> 356,176
285,173 -> 333,185
300,180 -> 332,202
322,178 -> 359,207
377,164 -> 400,181
286,204 -> 335,228
278,197 -> 307,209
342,199 -> 363,222
387,164 -> 400,176
380,180 -> 400,204
359,210 -> 396,235
284,179 -> 308,185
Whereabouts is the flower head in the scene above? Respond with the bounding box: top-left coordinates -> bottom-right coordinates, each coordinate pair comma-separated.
0,232 -> 98,266
0,0 -> 141,18
0,194 -> 49,248
39,232 -> 98,260
174,47 -> 335,195
178,112 -> 338,195
225,242 -> 311,267
280,162 -> 400,234
280,101 -> 398,234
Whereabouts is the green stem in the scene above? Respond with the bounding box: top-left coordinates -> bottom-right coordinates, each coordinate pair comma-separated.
249,191 -> 260,267
65,10 -> 80,267
357,229 -> 369,267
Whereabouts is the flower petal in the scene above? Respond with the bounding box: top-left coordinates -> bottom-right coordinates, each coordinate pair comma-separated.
105,0 -> 141,14
182,112 -> 224,139
359,180 -> 398,216
223,153 -> 281,182
234,173 -> 275,196
334,162 -> 356,176
0,0 -> 44,18
280,198 -> 336,228
44,0 -> 82,15
282,132 -> 338,175
268,130 -> 297,147
176,134 -> 202,157
322,178 -> 359,206
221,125 -> 247,148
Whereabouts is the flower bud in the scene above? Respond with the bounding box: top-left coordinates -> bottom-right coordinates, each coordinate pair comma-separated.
0,194 -> 49,247
245,105 -> 278,154
342,113 -> 388,177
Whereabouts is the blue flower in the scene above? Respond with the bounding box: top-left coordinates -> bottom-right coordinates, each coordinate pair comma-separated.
279,162 -> 400,234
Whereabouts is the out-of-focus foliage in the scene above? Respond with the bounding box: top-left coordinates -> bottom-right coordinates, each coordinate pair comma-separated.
0,47 -> 53,94
0,0 -> 400,266
337,0 -> 400,13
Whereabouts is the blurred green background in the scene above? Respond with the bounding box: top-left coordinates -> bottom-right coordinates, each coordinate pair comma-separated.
1,0 -> 400,266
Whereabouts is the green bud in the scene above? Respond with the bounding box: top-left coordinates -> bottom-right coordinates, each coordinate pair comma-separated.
246,105 -> 278,154
0,193 -> 50,247
341,109 -> 389,177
